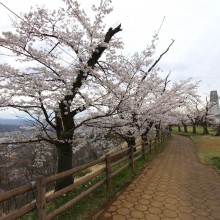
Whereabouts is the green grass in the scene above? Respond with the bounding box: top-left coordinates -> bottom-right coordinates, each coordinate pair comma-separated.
18,139 -> 168,220
210,156 -> 220,170
74,168 -> 92,178
191,134 -> 220,169
174,127 -> 220,174
171,126 -> 220,172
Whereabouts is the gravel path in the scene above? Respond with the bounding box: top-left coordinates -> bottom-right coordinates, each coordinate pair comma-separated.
96,135 -> 220,220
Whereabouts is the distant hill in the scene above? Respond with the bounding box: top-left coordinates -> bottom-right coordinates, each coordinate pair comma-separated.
0,124 -> 21,132
0,118 -> 27,126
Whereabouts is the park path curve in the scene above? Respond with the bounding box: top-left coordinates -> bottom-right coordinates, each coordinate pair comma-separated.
96,135 -> 220,220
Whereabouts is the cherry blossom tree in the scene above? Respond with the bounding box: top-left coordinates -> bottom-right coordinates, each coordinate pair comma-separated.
84,35 -> 172,149
0,0 -> 201,192
86,39 -> 200,153
0,0 -> 126,190
186,100 -> 202,134
200,98 -> 216,134
173,109 -> 190,133
0,140 -> 56,190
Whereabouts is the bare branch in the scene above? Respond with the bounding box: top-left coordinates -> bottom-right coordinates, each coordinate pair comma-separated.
142,39 -> 175,81
162,71 -> 171,93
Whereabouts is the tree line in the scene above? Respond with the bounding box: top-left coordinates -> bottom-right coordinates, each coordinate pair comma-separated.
0,0 -> 201,190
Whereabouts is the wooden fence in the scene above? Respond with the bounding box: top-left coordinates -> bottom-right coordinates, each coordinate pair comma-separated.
0,132 -> 171,220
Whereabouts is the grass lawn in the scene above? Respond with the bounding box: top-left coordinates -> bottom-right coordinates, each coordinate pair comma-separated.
171,125 -> 220,172
191,135 -> 220,171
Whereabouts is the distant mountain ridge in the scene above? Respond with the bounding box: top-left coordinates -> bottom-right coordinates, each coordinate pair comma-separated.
0,124 -> 21,132
0,118 -> 27,126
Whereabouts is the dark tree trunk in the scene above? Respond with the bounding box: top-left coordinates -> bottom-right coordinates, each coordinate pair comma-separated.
168,125 -> 172,132
203,122 -> 209,134
141,123 -> 153,150
126,137 -> 136,152
183,124 -> 188,133
54,110 -> 75,191
155,124 -> 161,138
178,125 -> 181,132
141,135 -> 148,143
192,124 -> 197,134
51,26 -> 122,191
55,142 -> 73,191
125,136 -> 136,172
141,135 -> 148,149
141,126 -> 151,144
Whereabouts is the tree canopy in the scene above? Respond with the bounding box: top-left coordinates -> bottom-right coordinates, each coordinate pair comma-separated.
0,0 -> 199,190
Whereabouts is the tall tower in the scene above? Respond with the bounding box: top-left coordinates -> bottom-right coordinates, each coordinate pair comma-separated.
210,91 -> 219,104
210,91 -> 220,122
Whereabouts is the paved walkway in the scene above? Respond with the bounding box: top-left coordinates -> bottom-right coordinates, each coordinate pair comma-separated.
96,135 -> 220,220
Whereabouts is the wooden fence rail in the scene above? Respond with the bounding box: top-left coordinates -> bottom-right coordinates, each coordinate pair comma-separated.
0,132 -> 171,219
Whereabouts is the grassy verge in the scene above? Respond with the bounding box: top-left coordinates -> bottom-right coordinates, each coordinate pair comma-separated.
210,156 -> 220,170
19,139 -> 168,220
191,135 -> 220,172
171,126 -> 220,172
74,168 -> 92,178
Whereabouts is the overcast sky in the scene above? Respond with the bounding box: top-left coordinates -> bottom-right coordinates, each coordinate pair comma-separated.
0,0 -> 220,118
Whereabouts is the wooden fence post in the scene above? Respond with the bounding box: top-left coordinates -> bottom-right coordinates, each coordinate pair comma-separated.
106,154 -> 112,191
36,175 -> 46,220
130,146 -> 134,173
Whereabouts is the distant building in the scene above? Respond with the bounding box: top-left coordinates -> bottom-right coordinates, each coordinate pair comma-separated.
210,90 -> 220,123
